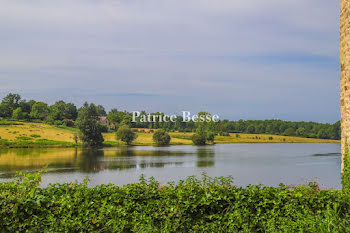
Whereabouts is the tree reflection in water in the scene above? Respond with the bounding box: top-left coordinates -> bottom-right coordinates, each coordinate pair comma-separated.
196,147 -> 215,167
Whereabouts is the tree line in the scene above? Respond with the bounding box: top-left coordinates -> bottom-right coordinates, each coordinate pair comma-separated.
0,93 -> 341,142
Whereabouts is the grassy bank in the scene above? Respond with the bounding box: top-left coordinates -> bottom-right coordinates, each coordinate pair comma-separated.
0,172 -> 349,232
0,121 -> 340,148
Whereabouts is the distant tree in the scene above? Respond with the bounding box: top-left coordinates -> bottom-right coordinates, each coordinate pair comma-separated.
257,124 -> 266,134
279,124 -> 288,134
0,103 -> 12,118
76,102 -> 104,147
296,127 -> 305,137
48,101 -> 78,122
0,93 -> 22,118
65,103 -> 78,120
2,93 -> 21,110
192,133 -> 206,145
282,127 -> 295,136
121,115 -> 133,127
317,129 -> 329,139
153,129 -> 171,146
247,125 -> 256,134
116,125 -> 137,145
96,105 -> 107,116
330,121 -> 341,139
194,112 -> 217,144
12,107 -> 25,120
206,131 -> 216,143
48,101 -> 66,122
30,102 -> 49,120
107,108 -> 120,124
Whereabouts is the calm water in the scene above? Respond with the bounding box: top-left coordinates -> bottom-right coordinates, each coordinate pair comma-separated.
0,143 -> 341,189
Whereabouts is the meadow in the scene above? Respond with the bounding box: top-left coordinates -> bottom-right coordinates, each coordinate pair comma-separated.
0,121 -> 340,148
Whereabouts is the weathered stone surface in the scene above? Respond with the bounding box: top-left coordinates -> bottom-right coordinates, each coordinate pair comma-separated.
341,0 -> 350,171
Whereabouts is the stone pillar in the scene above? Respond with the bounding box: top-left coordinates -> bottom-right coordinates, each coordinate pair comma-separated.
341,0 -> 350,171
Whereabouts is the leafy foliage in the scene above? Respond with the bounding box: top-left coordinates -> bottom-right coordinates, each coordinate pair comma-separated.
0,93 -> 341,140
153,129 -> 171,146
1,172 -> 350,232
192,133 -> 207,145
116,125 -> 137,145
342,146 -> 350,192
76,102 -> 104,147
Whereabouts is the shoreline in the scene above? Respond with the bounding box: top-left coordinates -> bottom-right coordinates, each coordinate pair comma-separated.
0,140 -> 341,149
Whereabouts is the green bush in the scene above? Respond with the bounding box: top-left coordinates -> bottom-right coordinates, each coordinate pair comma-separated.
153,129 -> 171,146
116,125 -> 137,145
1,173 -> 350,232
99,124 -> 109,133
192,133 -> 206,145
30,134 -> 41,138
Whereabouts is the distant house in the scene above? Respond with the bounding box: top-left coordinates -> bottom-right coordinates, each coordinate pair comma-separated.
97,116 -> 111,129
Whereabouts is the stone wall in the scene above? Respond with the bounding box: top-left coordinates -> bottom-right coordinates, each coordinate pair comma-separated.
341,0 -> 350,171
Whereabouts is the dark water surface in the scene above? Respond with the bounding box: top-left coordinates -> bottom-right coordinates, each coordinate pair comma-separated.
0,143 -> 341,189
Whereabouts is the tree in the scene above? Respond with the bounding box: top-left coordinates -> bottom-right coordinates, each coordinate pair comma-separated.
0,103 -> 12,118
76,102 -> 104,147
116,125 -> 137,145
12,107 -> 25,120
192,133 -> 206,145
30,102 -> 49,120
257,124 -> 266,134
121,115 -> 133,127
107,108 -> 120,124
153,129 -> 171,146
206,131 -> 216,143
65,103 -> 78,120
283,127 -> 295,136
48,101 -> 78,122
2,93 -> 21,110
247,125 -> 256,134
0,93 -> 22,118
317,129 -> 329,139
296,127 -> 305,137
194,112 -> 217,144
96,105 -> 107,116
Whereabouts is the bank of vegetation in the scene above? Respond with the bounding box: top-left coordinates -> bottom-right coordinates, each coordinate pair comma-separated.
0,172 -> 349,232
0,93 -> 341,148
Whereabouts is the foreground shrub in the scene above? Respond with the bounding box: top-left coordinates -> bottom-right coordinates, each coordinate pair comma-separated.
1,173 -> 350,232
343,147 -> 350,192
153,129 -> 171,146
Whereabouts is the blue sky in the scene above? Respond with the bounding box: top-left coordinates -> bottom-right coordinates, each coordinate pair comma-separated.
0,0 -> 340,123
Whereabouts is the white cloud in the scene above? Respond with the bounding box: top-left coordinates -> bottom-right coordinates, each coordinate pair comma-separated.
0,0 -> 340,122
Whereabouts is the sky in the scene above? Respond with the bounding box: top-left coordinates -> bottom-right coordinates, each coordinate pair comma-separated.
0,0 -> 340,123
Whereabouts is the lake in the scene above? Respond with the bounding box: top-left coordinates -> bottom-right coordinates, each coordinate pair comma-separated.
0,143 -> 341,189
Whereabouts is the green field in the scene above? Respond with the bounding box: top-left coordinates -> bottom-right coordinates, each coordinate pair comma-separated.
0,121 -> 340,148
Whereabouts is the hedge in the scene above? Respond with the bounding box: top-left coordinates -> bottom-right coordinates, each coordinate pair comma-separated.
1,172 -> 350,232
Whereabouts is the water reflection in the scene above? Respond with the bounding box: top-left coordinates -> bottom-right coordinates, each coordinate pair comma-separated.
0,146 -> 215,178
312,153 -> 340,157
0,144 -> 341,189
196,147 -> 215,167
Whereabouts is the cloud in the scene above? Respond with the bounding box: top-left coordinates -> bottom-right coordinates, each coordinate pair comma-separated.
0,0 -> 340,122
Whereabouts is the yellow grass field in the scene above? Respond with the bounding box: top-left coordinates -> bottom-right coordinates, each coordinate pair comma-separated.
0,121 -> 340,148
0,122 -> 77,142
